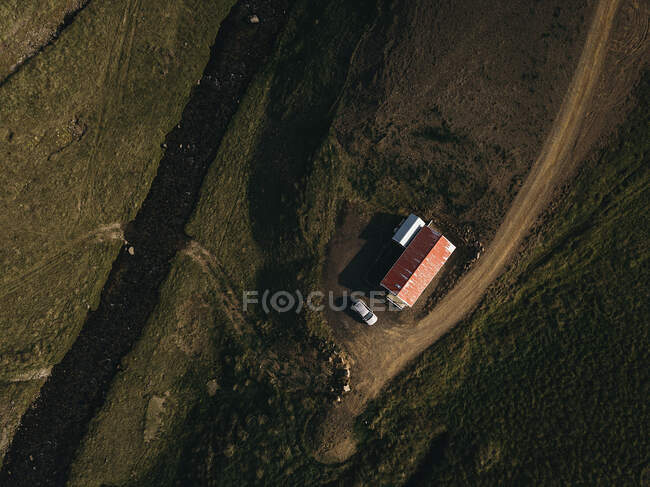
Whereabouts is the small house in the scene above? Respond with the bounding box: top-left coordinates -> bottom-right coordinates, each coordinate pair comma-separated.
381,214 -> 455,309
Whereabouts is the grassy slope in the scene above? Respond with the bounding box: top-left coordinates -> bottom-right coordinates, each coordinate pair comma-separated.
64,4 -> 650,487
67,1 -> 373,485
67,24 -> 273,484
0,0 -> 235,465
332,0 -> 590,240
343,73 -> 650,486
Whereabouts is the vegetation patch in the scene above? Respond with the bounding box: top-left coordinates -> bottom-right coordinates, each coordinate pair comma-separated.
66,0 -> 375,484
65,4 -> 648,486
345,72 -> 650,486
0,0 -> 237,472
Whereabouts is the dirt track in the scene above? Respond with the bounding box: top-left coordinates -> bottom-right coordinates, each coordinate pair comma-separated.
317,0 -> 645,462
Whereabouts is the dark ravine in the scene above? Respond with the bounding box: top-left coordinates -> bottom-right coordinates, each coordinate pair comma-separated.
0,1 -> 290,485
0,0 -> 92,88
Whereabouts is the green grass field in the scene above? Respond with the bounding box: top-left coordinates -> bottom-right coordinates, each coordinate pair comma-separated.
343,72 -> 650,486
0,0 -> 236,465
2,0 -> 647,484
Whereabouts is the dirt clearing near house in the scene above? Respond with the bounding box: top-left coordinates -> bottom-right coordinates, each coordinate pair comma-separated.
321,205 -> 468,338
316,0 -> 649,462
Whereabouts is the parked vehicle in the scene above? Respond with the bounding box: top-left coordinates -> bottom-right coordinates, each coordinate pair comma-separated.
350,297 -> 378,326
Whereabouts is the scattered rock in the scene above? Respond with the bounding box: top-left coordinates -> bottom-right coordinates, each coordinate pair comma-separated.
224,444 -> 236,458
343,384 -> 351,393
249,15 -> 260,24
144,395 -> 166,442
68,117 -> 86,139
206,379 -> 219,396
128,246 -> 135,256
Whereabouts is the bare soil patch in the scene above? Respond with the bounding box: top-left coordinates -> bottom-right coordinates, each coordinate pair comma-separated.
321,203 -> 473,341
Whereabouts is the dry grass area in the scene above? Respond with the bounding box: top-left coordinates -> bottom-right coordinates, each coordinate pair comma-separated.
334,0 -> 593,239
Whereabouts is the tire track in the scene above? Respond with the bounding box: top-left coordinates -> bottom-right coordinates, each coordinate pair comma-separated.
78,0 -> 140,217
116,0 -> 140,95
0,223 -> 124,302
180,240 -> 248,334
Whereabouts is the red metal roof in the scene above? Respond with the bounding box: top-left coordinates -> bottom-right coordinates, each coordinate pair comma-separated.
380,227 -> 455,307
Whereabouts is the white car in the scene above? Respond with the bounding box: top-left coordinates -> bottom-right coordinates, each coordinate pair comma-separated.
351,297 -> 378,326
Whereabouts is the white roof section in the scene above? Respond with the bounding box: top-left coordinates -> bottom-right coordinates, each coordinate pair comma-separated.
392,214 -> 425,247
351,299 -> 370,315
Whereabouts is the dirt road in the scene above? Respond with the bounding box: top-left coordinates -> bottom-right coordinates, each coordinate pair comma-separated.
317,0 -> 638,462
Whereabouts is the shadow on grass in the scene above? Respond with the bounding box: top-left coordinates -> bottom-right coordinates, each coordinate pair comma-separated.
404,431 -> 450,487
338,212 -> 404,294
246,0 -> 376,250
